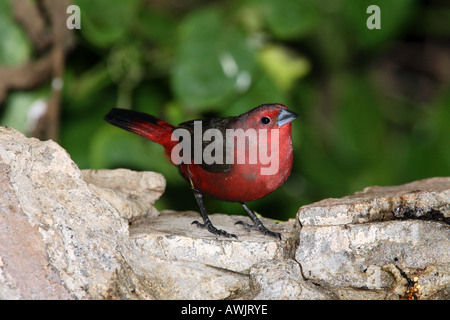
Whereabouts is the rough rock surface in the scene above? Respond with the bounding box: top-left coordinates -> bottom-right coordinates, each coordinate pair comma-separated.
82,168 -> 164,221
126,210 -> 299,299
0,126 -> 448,299
297,178 -> 450,299
0,127 -> 131,299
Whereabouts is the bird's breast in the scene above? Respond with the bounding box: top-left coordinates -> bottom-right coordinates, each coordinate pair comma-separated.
179,143 -> 293,202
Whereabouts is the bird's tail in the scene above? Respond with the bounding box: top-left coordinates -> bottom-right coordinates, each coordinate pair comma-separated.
104,108 -> 176,151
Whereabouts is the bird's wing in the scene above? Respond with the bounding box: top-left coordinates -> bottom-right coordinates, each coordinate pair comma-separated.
177,117 -> 235,174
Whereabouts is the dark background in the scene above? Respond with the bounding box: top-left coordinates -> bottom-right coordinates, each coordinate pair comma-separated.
1,0 -> 448,221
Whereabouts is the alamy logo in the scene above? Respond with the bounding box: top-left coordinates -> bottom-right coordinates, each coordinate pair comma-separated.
367,5 -> 381,29
170,122 -> 280,176
66,5 -> 81,30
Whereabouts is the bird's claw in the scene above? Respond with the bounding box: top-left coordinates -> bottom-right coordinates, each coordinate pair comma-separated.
192,220 -> 238,239
235,221 -> 282,240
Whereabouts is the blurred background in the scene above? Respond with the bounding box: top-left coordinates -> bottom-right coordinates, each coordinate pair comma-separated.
0,0 -> 449,221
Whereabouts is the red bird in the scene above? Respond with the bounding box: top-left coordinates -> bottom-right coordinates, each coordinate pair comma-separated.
104,104 -> 298,239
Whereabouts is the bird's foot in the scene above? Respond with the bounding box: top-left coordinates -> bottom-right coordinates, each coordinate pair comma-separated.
192,220 -> 238,239
235,220 -> 282,240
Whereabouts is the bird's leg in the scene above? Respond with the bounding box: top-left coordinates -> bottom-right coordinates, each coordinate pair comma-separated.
191,190 -> 238,239
235,202 -> 282,240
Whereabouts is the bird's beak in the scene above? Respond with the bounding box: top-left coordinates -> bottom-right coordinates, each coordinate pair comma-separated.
277,109 -> 299,127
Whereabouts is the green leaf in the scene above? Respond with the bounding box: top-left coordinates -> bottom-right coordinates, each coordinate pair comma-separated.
63,62 -> 112,108
261,0 -> 318,39
258,44 -> 310,92
342,0 -> 417,48
75,0 -> 140,47
89,125 -> 152,170
137,9 -> 176,46
171,8 -> 256,111
223,74 -> 287,117
333,74 -> 385,164
0,0 -> 32,66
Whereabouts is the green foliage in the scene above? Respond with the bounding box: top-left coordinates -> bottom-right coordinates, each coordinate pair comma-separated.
172,7 -> 257,110
261,0 -> 319,39
76,0 -> 141,47
343,0 -> 417,48
1,0 -> 448,221
0,0 -> 32,66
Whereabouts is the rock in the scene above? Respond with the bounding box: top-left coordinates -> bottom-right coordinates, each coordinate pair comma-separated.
0,126 -> 303,300
82,169 -> 165,221
0,162 -> 73,299
125,210 -> 298,299
0,126 -> 448,300
249,259 -> 335,300
0,127 -> 131,299
298,177 -> 449,227
129,210 -> 297,273
296,177 -> 450,300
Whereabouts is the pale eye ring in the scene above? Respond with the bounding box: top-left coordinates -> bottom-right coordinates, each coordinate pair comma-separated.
261,116 -> 271,125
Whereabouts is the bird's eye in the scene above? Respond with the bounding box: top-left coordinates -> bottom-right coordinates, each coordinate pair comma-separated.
261,117 -> 271,125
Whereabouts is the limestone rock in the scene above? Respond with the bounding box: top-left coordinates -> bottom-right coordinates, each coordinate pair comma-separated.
0,126 -> 303,300
1,126 -> 448,300
298,177 -> 449,227
296,177 -> 450,300
82,168 -> 165,221
130,211 -> 296,272
0,162 -> 73,299
0,126 -> 130,299
125,210 -> 298,299
249,259 -> 334,300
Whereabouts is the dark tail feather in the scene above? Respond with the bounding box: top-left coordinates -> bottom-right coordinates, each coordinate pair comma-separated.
104,108 -> 175,147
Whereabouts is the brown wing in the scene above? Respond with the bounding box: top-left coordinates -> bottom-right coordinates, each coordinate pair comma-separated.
177,117 -> 235,173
